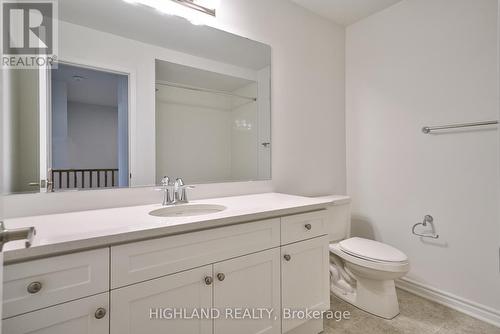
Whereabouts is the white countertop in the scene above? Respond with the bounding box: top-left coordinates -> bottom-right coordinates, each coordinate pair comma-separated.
3,193 -> 350,263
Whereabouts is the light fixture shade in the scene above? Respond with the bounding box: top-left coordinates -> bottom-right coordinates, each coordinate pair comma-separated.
122,0 -> 218,24
171,0 -> 218,16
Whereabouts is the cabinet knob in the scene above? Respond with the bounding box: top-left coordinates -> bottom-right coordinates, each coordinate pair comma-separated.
27,281 -> 42,294
305,224 -> 312,230
283,254 -> 292,262
217,273 -> 226,281
95,308 -> 107,319
204,276 -> 213,285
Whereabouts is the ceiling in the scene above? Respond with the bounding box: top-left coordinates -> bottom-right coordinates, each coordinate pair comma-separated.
289,0 -> 403,26
52,64 -> 126,108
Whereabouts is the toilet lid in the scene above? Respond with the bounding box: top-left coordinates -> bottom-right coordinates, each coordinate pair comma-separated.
339,238 -> 408,263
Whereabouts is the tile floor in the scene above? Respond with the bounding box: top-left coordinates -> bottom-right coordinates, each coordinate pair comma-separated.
324,289 -> 500,334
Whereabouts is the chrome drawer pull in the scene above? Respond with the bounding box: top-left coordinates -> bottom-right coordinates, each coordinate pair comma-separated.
27,281 -> 42,294
95,308 -> 107,319
204,276 -> 213,285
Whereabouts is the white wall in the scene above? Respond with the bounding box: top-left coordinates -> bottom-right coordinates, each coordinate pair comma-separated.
66,102 -> 118,169
156,89 -> 233,183
51,80 -> 70,169
4,0 -> 346,217
231,82 -> 259,181
346,0 -> 500,316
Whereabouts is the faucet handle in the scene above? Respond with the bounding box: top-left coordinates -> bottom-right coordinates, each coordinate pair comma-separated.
175,178 -> 195,190
174,178 -> 195,203
176,178 -> 195,189
160,176 -> 171,187
175,178 -> 185,188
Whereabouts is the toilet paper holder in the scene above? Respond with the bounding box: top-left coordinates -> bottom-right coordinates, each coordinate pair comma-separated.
412,215 -> 439,239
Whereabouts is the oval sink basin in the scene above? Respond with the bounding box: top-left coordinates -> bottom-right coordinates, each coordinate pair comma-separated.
149,204 -> 227,218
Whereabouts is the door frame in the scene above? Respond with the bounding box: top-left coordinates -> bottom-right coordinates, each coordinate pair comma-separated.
44,57 -> 136,189
39,64 -> 50,192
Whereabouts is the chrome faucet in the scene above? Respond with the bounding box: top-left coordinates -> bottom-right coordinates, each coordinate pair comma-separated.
158,176 -> 194,206
0,221 -> 36,251
174,178 -> 194,204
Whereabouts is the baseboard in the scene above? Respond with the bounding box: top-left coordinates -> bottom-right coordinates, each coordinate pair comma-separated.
396,278 -> 500,328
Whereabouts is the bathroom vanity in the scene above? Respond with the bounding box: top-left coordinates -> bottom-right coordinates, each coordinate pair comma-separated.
1,193 -> 350,334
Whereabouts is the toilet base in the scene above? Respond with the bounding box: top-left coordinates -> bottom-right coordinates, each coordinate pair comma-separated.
331,277 -> 400,319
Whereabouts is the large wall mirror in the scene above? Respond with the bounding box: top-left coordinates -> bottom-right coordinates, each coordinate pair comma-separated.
1,0 -> 271,195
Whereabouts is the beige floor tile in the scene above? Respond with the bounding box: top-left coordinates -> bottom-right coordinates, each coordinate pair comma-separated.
435,313 -> 500,334
324,289 -> 500,334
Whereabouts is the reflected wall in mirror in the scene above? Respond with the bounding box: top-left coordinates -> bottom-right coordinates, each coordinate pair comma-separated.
1,0 -> 271,195
155,59 -> 271,184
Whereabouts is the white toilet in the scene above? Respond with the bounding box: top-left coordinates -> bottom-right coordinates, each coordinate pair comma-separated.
324,199 -> 410,319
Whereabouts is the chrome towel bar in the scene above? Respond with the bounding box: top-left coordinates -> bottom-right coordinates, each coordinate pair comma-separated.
422,120 -> 498,134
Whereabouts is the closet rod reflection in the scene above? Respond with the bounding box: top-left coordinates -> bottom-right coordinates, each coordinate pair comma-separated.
156,81 -> 258,102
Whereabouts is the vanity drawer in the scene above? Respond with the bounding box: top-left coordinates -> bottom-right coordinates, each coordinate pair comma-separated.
111,218 -> 280,288
2,293 -> 109,334
3,248 -> 109,319
281,211 -> 329,244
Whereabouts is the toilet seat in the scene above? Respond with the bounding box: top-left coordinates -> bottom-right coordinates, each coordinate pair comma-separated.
339,237 -> 408,263
329,239 -> 409,273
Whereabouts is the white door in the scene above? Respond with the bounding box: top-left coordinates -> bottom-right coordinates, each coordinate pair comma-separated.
2,293 -> 109,334
213,248 -> 281,334
281,236 -> 330,333
111,265 -> 213,334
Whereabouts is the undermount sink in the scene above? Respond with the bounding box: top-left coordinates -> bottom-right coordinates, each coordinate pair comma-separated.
149,204 -> 227,218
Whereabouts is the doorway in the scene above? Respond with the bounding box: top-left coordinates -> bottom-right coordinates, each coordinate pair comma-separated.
50,63 -> 129,190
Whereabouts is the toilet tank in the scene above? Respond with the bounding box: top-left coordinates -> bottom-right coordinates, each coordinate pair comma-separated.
319,198 -> 351,243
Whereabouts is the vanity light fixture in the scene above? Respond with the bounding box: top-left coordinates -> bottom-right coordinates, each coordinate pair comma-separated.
171,0 -> 218,16
123,0 -> 219,23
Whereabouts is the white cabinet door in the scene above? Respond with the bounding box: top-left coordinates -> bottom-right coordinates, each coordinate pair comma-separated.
213,248 -> 281,334
111,265 -> 213,334
281,236 -> 330,333
2,293 -> 109,334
